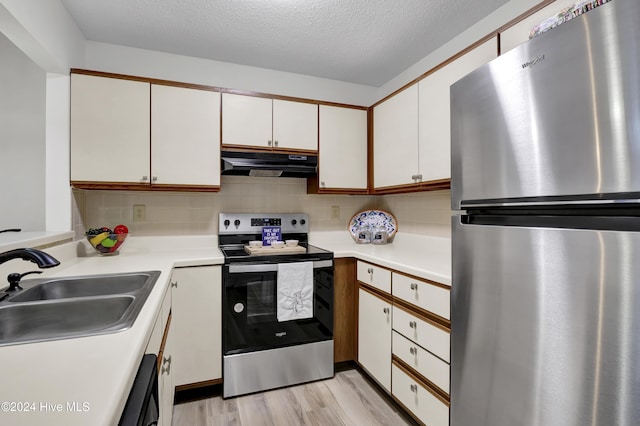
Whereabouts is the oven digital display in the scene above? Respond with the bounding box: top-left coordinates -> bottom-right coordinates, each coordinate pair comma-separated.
251,218 -> 282,226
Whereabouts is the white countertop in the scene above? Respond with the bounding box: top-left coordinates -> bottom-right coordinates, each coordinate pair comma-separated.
0,236 -> 223,426
0,231 -> 450,425
0,231 -> 75,252
310,231 -> 451,286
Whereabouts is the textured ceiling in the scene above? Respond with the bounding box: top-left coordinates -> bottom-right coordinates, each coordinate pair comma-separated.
60,0 -> 509,87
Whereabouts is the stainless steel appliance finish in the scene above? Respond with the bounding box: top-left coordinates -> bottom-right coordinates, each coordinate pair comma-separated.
451,0 -> 640,208
223,340 -> 334,398
452,220 -> 640,425
219,213 -> 334,398
451,1 -> 640,425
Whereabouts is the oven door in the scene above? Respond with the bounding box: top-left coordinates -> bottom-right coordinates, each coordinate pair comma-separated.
223,259 -> 333,355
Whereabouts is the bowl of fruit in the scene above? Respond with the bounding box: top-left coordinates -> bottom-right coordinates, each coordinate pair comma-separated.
86,224 -> 129,256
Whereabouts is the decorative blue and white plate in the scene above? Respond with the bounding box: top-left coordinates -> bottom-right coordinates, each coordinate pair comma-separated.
348,210 -> 398,241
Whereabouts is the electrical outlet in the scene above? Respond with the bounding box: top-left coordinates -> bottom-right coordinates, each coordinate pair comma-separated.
133,205 -> 146,222
331,205 -> 340,219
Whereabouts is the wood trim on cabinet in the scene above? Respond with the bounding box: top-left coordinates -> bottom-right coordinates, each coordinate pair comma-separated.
393,297 -> 450,330
394,270 -> 451,291
157,311 -> 172,372
175,378 -> 223,392
391,355 -> 451,408
372,179 -> 450,195
306,175 -> 369,194
393,302 -> 450,333
70,181 -> 221,192
219,144 -> 318,156
334,258 -> 357,363
358,282 -> 393,303
393,355 -> 450,403
367,108 -> 374,193
370,0 -> 553,108
71,69 -> 221,92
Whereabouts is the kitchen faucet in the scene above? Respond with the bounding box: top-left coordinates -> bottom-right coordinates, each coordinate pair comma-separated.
0,248 -> 60,292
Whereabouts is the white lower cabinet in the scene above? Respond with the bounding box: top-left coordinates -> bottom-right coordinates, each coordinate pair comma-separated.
171,266 -> 222,386
392,331 -> 449,394
358,288 -> 392,391
392,364 -> 449,426
392,306 -> 450,363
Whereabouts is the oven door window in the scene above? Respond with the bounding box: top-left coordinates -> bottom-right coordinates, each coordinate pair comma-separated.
246,276 -> 276,324
223,266 -> 333,355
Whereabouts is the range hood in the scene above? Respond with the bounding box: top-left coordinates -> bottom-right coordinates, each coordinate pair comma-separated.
221,151 -> 318,178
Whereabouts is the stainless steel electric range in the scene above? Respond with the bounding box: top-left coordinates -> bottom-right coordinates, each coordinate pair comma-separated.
218,213 -> 334,398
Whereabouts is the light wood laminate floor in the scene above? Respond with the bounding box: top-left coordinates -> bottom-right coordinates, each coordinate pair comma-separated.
172,368 -> 415,425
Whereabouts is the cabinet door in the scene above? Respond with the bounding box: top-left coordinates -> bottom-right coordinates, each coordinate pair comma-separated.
171,266 -> 222,386
70,73 -> 150,183
418,37 -> 497,182
318,105 -> 367,190
500,0 -> 577,54
373,84 -> 419,189
151,85 -> 221,186
273,99 -> 318,151
358,288 -> 392,392
159,322 -> 174,426
222,93 -> 272,148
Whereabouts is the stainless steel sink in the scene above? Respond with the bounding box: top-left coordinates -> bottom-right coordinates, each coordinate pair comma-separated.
9,272 -> 153,302
0,270 -> 160,346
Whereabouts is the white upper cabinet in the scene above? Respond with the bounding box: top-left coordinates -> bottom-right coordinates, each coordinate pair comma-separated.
71,73 -> 150,183
418,37 -> 497,182
500,0 -> 577,54
373,84 -> 419,189
151,85 -> 221,186
221,93 -> 272,148
273,99 -> 318,151
318,105 -> 368,190
222,93 -> 318,151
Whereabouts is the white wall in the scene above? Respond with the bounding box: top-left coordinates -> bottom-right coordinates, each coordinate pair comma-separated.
0,0 -> 84,73
45,74 -> 71,231
84,41 -> 376,106
376,0 -> 545,102
0,32 -> 46,231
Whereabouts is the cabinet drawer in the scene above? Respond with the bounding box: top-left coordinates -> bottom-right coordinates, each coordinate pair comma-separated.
393,306 -> 450,363
393,331 -> 449,394
357,261 -> 391,293
393,272 -> 450,320
392,364 -> 449,426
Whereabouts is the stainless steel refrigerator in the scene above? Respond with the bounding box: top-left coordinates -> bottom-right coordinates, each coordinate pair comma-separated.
450,0 -> 640,425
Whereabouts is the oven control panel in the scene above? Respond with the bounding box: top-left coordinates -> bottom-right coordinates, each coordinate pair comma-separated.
219,213 -> 309,234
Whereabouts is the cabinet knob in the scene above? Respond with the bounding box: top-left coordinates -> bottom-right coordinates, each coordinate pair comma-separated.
141,176 -> 148,181
410,384 -> 418,393
383,307 -> 389,314
152,176 -> 158,182
409,347 -> 417,355
320,181 -> 326,188
162,355 -> 172,365
274,140 -> 279,147
367,268 -> 373,274
410,283 -> 418,290
161,363 -> 171,375
409,321 -> 417,329
171,281 -> 178,288
267,140 -> 272,146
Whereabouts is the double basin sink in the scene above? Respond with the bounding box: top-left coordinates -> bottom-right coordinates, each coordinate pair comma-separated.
0,271 -> 160,347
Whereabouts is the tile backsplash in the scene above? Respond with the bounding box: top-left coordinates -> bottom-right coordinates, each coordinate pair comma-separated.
72,176 -> 451,239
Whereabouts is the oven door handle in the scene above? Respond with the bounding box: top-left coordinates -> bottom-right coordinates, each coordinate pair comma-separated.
227,260 -> 333,274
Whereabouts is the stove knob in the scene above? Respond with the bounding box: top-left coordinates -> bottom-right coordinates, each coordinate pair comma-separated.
300,219 -> 306,225
291,219 -> 297,226
223,219 -> 230,228
234,219 -> 241,227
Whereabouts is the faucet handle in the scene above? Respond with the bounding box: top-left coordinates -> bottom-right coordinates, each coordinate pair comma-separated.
7,270 -> 42,292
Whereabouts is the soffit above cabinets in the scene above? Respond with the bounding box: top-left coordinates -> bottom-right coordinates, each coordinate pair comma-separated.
60,0 -> 509,87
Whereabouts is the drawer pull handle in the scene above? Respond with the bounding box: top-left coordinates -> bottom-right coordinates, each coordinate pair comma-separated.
410,384 -> 418,393
161,363 -> 171,375
409,321 -> 417,329
410,283 -> 418,290
409,347 -> 417,355
383,307 -> 389,314
367,268 -> 373,274
171,281 -> 178,288
162,355 -> 172,366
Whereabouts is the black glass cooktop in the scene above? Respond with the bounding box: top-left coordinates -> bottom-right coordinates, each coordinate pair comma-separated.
220,242 -> 333,264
